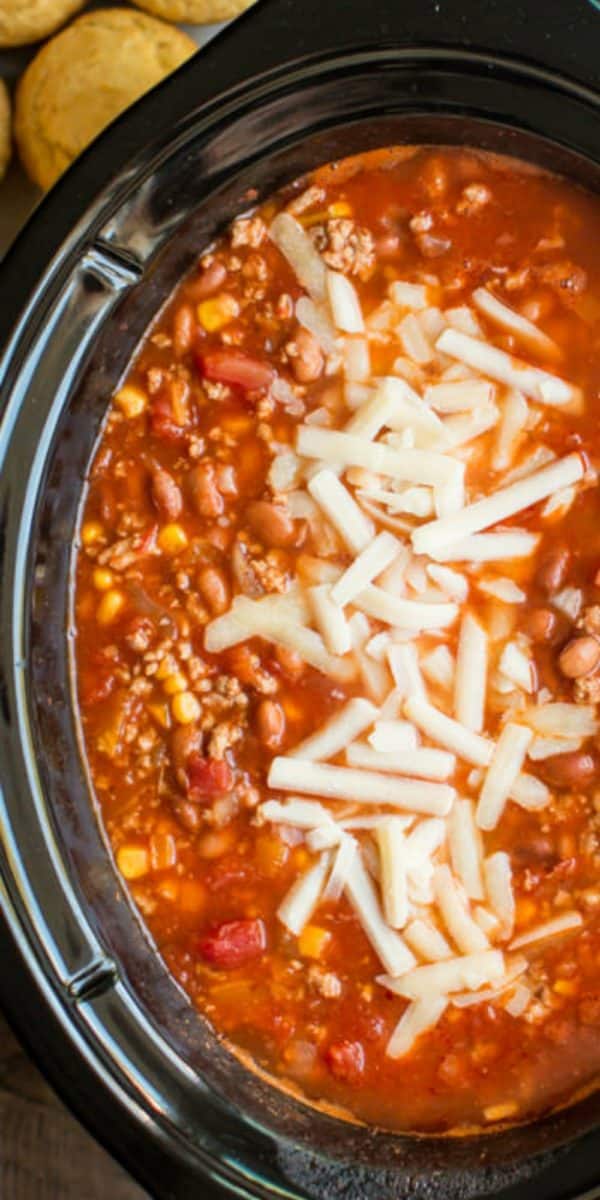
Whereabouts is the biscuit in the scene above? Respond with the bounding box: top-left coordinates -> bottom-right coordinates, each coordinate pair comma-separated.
130,0 -> 256,24
0,80 -> 10,182
15,8 -> 196,191
0,1 -> 86,48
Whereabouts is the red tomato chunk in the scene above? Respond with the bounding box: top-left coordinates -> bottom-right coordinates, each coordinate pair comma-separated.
198,919 -> 267,968
324,1040 -> 365,1084
199,349 -> 274,392
187,755 -> 233,797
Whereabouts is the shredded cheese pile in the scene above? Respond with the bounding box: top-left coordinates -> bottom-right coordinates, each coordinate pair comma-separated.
204,211 -> 595,1059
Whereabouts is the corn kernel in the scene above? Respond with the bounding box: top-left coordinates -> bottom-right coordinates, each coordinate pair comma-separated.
148,701 -> 171,730
96,589 -> 125,625
114,384 -> 147,418
171,691 -> 201,724
483,1101 -> 518,1123
117,844 -> 149,880
81,520 -> 104,546
163,671 -> 188,696
554,978 -> 578,996
92,567 -> 114,591
150,832 -> 177,872
197,294 -> 239,332
158,523 -> 188,555
298,925 -> 331,959
294,848 -> 310,871
155,654 -> 178,681
328,200 -> 352,217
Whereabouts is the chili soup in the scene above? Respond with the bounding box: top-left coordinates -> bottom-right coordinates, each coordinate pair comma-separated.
75,145 -> 600,1133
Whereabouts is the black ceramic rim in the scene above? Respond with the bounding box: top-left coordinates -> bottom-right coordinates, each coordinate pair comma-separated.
1,3 -> 600,1197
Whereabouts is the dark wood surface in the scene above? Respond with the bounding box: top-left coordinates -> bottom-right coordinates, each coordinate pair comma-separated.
0,1010 -> 147,1198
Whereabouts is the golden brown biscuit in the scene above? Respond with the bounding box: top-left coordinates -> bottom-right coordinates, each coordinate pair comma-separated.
130,0 -> 256,24
0,1 -> 86,47
15,8 -> 196,191
0,79 -> 10,181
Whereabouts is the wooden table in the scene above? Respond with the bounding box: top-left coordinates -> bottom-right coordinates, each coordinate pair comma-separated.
0,1011 -> 147,1199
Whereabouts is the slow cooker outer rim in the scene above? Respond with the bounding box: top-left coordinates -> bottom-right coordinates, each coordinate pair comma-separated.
1,13 -> 600,1200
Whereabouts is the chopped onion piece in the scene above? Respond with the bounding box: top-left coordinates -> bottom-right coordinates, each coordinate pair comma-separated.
289,697 -> 378,762
327,269 -> 364,333
553,586 -> 582,621
386,996 -> 448,1060
426,379 -> 494,412
498,641 -> 535,693
277,853 -> 330,935
528,735 -> 583,761
308,467 -> 373,554
472,286 -> 560,360
330,532 -> 401,607
346,743 -> 456,780
406,695 -> 493,767
268,756 -> 455,815
269,212 -> 327,301
476,723 -> 533,831
484,852 -> 515,940
448,798 -> 484,901
434,864 -> 489,954
436,327 -> 581,408
345,852 -> 416,976
377,818 -> 409,928
323,835 -> 357,902
518,702 -> 598,739
404,918 -> 453,962
455,612 -> 488,733
379,949 -> 505,999
510,911 -> 582,950
308,584 -> 352,656
430,530 -> 539,563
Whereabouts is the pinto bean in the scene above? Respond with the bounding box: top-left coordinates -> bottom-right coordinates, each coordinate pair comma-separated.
150,463 -> 183,521
188,259 -> 227,301
172,725 -> 203,787
256,699 -> 285,749
291,328 -> 324,383
274,644 -> 305,680
536,547 -> 570,594
198,565 -> 230,615
187,462 -> 224,518
173,799 -> 202,833
540,751 -> 598,790
173,303 -> 196,357
526,607 -> 558,643
559,635 -> 600,679
246,500 -> 299,549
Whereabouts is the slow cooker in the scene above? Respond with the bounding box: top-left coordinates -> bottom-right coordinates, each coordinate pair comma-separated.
1,0 -> 600,1195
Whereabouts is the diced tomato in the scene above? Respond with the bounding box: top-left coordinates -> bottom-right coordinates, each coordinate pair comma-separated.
150,395 -> 187,442
198,349 -> 274,392
198,918 -> 266,968
324,1040 -> 365,1084
187,754 -> 233,798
